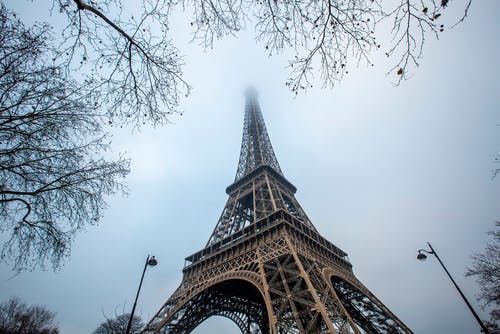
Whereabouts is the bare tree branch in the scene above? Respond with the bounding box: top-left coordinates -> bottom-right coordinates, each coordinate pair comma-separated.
182,0 -> 467,90
44,0 -> 473,100
466,222 -> 500,330
54,0 -> 191,127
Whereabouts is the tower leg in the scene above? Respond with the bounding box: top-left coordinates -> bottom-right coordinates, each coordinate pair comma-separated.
145,233 -> 412,334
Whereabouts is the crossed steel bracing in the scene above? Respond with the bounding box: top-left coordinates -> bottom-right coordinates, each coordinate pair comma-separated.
234,87 -> 283,182
143,89 -> 413,334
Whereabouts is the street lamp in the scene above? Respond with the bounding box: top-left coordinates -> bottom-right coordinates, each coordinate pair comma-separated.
417,242 -> 489,334
126,255 -> 158,334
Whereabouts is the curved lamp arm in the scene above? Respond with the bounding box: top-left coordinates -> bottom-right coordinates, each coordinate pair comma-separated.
126,255 -> 158,334
417,242 -> 489,334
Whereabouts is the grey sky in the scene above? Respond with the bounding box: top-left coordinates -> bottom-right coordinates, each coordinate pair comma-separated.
1,0 -> 499,333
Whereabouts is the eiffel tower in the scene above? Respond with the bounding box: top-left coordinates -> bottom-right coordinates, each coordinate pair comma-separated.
144,88 -> 413,334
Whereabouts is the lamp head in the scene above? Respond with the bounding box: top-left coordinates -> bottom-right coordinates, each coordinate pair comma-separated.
147,256 -> 158,266
417,253 -> 427,261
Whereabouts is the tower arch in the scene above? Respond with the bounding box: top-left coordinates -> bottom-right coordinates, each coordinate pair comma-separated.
180,278 -> 269,334
322,270 -> 412,334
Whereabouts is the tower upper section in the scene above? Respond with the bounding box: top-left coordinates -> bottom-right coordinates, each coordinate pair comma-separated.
234,87 -> 283,181
203,88 -> 317,247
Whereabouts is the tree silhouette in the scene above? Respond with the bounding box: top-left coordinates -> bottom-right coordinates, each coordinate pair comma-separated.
0,5 -> 130,271
2,0 -> 471,130
93,313 -> 144,334
466,222 -> 500,331
0,297 -> 59,334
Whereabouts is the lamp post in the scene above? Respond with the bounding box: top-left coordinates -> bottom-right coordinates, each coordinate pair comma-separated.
417,242 -> 489,334
126,255 -> 158,334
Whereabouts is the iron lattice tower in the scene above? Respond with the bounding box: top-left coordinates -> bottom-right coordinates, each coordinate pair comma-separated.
144,88 -> 413,334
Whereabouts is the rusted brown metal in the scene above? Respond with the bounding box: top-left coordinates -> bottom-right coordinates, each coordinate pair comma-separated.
143,89 -> 413,334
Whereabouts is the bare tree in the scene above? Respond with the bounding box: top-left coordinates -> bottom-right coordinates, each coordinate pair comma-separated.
0,5 -> 130,271
192,0 -> 469,88
466,222 -> 500,331
43,0 -> 472,109
0,297 -> 59,334
93,313 -> 144,334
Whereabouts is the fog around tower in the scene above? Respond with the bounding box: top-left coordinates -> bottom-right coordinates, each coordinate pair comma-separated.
0,1 -> 499,334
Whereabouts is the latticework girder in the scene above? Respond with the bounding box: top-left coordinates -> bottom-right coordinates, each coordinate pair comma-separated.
235,87 -> 283,181
156,279 -> 267,334
144,213 -> 411,334
144,89 -> 412,334
207,166 -> 316,246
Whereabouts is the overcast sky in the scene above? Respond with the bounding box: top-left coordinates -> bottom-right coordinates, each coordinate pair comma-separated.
1,0 -> 499,333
